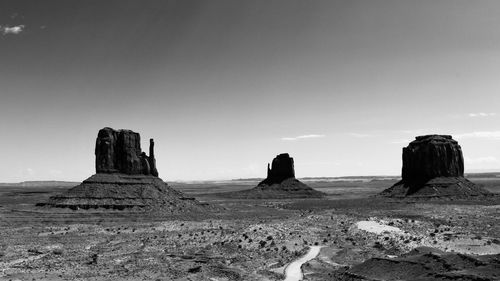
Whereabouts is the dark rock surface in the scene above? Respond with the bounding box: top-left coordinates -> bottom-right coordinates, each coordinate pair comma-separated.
335,247 -> 500,281
148,138 -> 159,177
380,176 -> 493,199
95,127 -> 158,176
220,153 -> 325,199
380,135 -> 492,198
39,173 -> 208,212
244,178 -> 325,199
261,153 -> 295,185
40,127 -> 209,212
401,135 -> 463,182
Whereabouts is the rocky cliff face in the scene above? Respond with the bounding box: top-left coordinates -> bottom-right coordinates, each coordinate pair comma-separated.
262,153 -> 295,185
401,135 -> 464,183
95,127 -> 158,176
380,134 -> 491,198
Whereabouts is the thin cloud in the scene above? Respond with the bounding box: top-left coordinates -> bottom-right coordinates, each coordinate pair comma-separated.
454,131 -> 500,140
25,168 -> 35,177
1,25 -> 25,35
49,169 -> 63,177
399,129 -> 430,135
390,139 -> 412,144
281,134 -> 325,141
296,161 -> 340,166
464,156 -> 499,164
468,112 -> 496,118
348,133 -> 376,138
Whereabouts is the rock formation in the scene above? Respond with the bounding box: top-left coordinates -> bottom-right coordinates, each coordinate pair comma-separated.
380,135 -> 491,198
95,127 -> 158,176
39,127 -> 207,212
401,135 -> 463,184
334,247 -> 500,281
260,153 -> 295,185
221,153 -> 325,199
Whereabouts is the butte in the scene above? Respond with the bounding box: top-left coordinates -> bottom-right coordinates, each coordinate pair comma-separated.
379,135 -> 492,199
39,127 -> 208,212
224,153 -> 325,199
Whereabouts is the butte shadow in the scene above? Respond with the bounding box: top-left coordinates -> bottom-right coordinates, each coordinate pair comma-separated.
38,127 -> 209,213
379,135 -> 493,199
219,153 -> 325,199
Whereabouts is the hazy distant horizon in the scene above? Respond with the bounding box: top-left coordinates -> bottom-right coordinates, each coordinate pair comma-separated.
3,168 -> 500,184
2,0 -> 500,182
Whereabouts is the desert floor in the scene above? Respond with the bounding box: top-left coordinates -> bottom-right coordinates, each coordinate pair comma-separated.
1,176 -> 499,280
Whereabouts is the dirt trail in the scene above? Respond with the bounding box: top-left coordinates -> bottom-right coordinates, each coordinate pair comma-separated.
284,246 -> 322,281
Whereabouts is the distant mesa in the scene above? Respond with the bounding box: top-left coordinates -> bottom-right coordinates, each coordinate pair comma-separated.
222,153 -> 325,199
38,127 -> 208,212
379,135 -> 492,199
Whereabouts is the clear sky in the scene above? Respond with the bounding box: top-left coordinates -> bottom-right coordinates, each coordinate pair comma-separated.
1,0 -> 500,182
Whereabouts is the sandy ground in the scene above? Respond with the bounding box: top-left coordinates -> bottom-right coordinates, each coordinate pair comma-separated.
0,178 -> 499,280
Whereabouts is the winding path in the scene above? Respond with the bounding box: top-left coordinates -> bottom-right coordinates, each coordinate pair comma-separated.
284,246 -> 322,281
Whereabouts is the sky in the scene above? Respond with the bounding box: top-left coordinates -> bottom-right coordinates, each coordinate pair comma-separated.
1,0 -> 500,182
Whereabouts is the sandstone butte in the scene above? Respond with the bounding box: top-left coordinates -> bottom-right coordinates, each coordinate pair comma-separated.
38,127 -> 209,213
224,153 -> 325,199
380,135 -> 492,199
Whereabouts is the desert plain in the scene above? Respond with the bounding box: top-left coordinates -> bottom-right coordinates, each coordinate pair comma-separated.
0,174 -> 499,281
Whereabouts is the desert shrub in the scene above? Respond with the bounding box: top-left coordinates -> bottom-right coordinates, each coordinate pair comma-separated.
52,248 -> 63,255
373,242 -> 384,250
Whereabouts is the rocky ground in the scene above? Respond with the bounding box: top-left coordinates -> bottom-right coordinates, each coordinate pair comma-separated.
0,178 -> 499,280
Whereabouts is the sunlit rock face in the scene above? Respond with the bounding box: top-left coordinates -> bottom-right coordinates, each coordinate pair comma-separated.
380,135 -> 492,198
95,127 -> 158,177
401,135 -> 463,183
